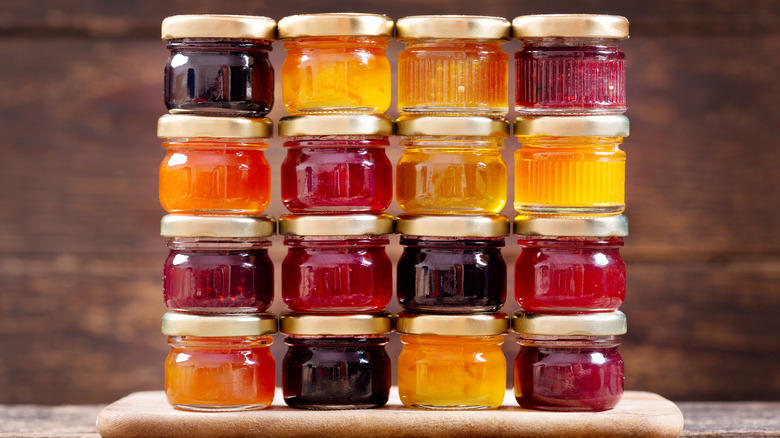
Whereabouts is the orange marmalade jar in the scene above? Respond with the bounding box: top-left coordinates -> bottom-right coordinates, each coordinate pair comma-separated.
158,115 -> 272,214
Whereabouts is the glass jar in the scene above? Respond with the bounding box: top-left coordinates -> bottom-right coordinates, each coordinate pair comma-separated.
279,214 -> 393,312
162,312 -> 277,411
514,115 -> 629,217
396,116 -> 509,214
160,215 -> 275,314
512,311 -> 626,411
396,15 -> 510,116
512,15 -> 628,115
162,15 -> 276,116
280,312 -> 392,409
396,215 -> 508,313
396,313 -> 508,409
514,216 -> 627,312
279,115 -> 393,213
278,13 -> 393,114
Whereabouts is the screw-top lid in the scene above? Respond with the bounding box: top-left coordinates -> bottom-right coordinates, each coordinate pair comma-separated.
160,215 -> 275,238
514,115 -> 629,138
158,114 -> 273,139
397,116 -> 510,137
278,214 -> 394,236
396,312 -> 509,336
162,312 -> 277,337
279,312 -> 393,335
512,14 -> 629,39
396,15 -> 510,40
278,13 -> 394,38
514,215 -> 628,237
161,15 -> 277,40
396,214 -> 509,238
278,114 -> 393,137
512,311 -> 627,336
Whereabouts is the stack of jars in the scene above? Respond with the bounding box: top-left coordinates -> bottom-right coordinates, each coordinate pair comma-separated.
510,14 -> 630,411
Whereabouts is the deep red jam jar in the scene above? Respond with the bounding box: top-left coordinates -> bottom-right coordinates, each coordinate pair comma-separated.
512,14 -> 628,115
162,15 -> 276,116
161,215 -> 275,314
279,114 -> 393,213
396,215 -> 509,313
512,311 -> 626,411
279,214 -> 393,312
280,312 -> 392,410
514,215 -> 627,313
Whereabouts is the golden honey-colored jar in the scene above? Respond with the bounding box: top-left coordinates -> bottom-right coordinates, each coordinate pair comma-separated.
514,115 -> 629,217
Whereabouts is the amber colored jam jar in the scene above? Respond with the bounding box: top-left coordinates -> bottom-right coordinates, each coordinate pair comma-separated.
514,216 -> 627,313
279,114 -> 393,213
512,311 -> 626,411
396,215 -> 509,313
396,313 -> 509,410
278,13 -> 393,114
512,14 -> 628,115
162,15 -> 276,116
280,312 -> 392,409
514,115 -> 629,217
396,116 -> 509,214
279,214 -> 393,312
158,115 -> 272,215
162,312 -> 277,411
396,15 -> 510,116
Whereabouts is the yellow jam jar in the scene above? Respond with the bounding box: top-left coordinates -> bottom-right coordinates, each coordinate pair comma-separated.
396,116 -> 509,214
396,312 -> 509,410
514,115 -> 629,217
278,13 -> 393,114
396,15 -> 510,116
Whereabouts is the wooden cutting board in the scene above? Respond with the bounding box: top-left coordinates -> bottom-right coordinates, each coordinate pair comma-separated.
96,389 -> 684,438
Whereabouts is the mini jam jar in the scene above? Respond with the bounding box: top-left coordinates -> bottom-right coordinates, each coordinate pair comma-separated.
162,312 -> 277,411
512,311 -> 626,411
158,115 -> 272,215
396,313 -> 509,409
514,216 -> 627,313
396,215 -> 509,313
279,114 -> 393,213
396,116 -> 509,214
512,14 -> 628,115
279,214 -> 393,312
280,312 -> 392,409
278,13 -> 393,114
161,215 -> 275,314
396,15 -> 510,116
514,115 -> 629,217
162,15 -> 276,116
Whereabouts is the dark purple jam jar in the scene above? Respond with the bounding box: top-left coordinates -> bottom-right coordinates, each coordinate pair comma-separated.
161,214 -> 275,314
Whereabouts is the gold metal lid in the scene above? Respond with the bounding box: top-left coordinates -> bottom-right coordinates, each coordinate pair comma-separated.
161,15 -> 277,40
512,311 -> 626,336
279,312 -> 393,335
514,215 -> 628,237
396,312 -> 509,336
396,214 -> 509,238
160,215 -> 275,238
279,214 -> 394,236
278,13 -> 394,38
278,114 -> 393,137
512,14 -> 629,39
157,114 -> 273,139
162,312 -> 277,337
514,115 -> 629,137
396,15 -> 510,40
396,116 -> 510,137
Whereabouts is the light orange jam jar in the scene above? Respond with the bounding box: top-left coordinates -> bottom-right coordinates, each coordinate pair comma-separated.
158,114 -> 272,215
278,13 -> 393,114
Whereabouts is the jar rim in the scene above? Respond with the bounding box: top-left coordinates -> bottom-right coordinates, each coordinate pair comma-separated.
512,14 -> 629,39
279,214 -> 394,236
514,215 -> 628,237
397,214 -> 509,238
278,13 -> 393,38
396,15 -> 510,40
512,311 -> 627,336
279,114 -> 392,137
280,312 -> 393,335
397,116 -> 509,137
158,115 -> 273,139
161,214 -> 276,238
514,115 -> 629,138
396,312 -> 509,336
161,14 -> 277,40
162,312 -> 277,337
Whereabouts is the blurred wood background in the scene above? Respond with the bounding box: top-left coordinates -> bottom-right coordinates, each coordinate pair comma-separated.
0,0 -> 778,404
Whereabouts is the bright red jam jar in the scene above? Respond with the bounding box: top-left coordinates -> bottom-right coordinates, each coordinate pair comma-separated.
279,214 -> 393,312
514,215 -> 627,313
161,215 -> 275,314
512,311 -> 626,411
512,14 -> 628,115
279,114 -> 393,213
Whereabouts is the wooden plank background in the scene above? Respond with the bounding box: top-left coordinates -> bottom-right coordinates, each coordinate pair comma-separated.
0,1 -> 778,404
